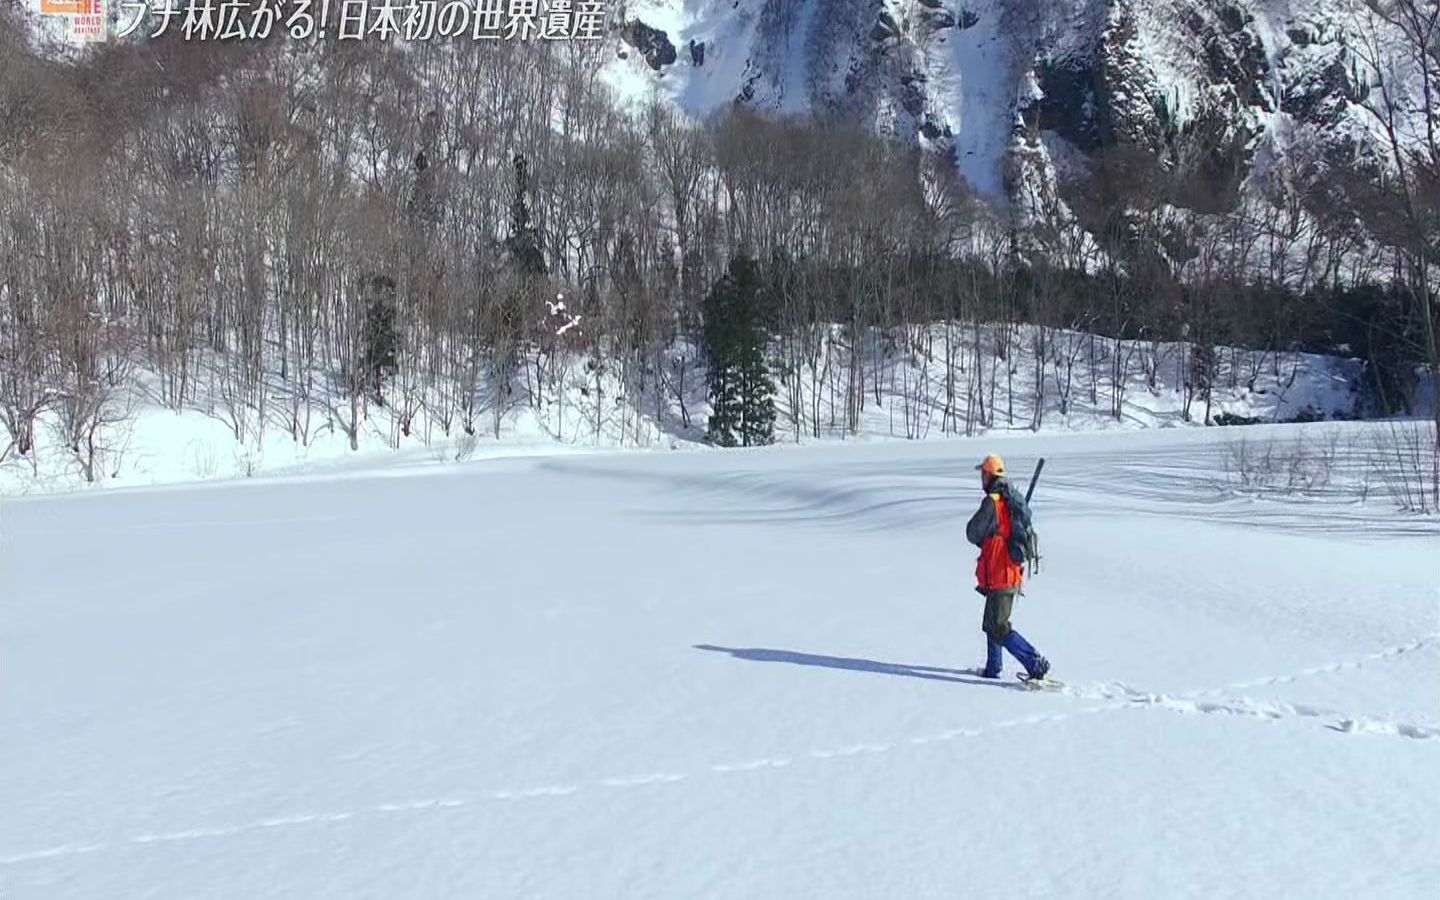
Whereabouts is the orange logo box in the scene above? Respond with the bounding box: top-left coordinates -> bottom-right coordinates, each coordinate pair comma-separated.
40,0 -> 99,13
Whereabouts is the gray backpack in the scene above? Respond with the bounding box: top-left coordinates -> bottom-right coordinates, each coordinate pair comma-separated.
1006,460 -> 1044,575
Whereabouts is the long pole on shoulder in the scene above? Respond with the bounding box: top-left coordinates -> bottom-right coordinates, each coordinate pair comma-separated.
1025,458 -> 1045,505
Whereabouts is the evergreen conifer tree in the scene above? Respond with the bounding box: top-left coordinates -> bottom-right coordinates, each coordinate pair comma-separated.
704,253 -> 775,446
361,274 -> 399,404
505,153 -> 546,277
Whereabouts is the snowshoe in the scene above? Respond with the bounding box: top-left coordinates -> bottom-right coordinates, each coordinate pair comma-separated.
1017,659 -> 1060,690
1016,672 -> 1062,690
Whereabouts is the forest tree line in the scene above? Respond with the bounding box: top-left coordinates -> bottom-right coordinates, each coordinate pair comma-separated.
0,6 -> 1436,474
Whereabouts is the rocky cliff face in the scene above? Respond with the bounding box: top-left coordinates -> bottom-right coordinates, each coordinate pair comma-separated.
602,1 -> 1417,216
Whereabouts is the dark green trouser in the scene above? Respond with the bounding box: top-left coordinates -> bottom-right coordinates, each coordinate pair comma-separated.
981,588 -> 1018,643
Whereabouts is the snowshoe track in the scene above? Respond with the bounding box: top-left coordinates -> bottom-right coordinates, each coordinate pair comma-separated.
3,634 -> 1435,868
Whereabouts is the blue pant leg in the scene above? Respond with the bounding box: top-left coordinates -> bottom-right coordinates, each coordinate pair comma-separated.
1002,630 -> 1039,672
984,640 -> 1003,676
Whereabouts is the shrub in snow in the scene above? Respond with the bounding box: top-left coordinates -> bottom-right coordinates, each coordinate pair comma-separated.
1371,422 -> 1439,515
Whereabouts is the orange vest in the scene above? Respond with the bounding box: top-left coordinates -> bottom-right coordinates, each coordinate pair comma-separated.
976,491 -> 1023,591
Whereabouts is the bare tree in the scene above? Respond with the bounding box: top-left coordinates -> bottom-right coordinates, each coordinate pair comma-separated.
1351,0 -> 1440,445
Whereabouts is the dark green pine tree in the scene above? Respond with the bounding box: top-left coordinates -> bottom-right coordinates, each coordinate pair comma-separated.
703,265 -> 741,446
505,152 -> 546,277
704,253 -> 775,447
738,325 -> 776,446
361,274 -> 399,404
408,110 -> 443,228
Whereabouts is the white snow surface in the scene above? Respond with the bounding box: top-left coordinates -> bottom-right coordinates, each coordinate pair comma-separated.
2,423 -> 1437,898
924,0 -> 1015,198
601,0 -> 752,114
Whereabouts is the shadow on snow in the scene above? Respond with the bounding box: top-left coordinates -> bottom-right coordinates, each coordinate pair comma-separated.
693,644 -> 1023,689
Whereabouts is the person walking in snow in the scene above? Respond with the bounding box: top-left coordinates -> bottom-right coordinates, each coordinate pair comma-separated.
966,454 -> 1050,681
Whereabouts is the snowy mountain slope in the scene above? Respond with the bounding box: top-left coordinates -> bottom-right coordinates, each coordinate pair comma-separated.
919,0 -> 1017,198
603,0 -> 899,117
3,426 -> 1437,898
8,0 -> 1421,211
602,0 -> 1425,210
603,0 -> 1014,172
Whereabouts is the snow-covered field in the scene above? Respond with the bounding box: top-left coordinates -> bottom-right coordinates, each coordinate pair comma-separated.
2,423 -> 1436,898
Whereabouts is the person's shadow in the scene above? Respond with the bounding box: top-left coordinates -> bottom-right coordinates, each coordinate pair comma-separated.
693,644 -> 1022,689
